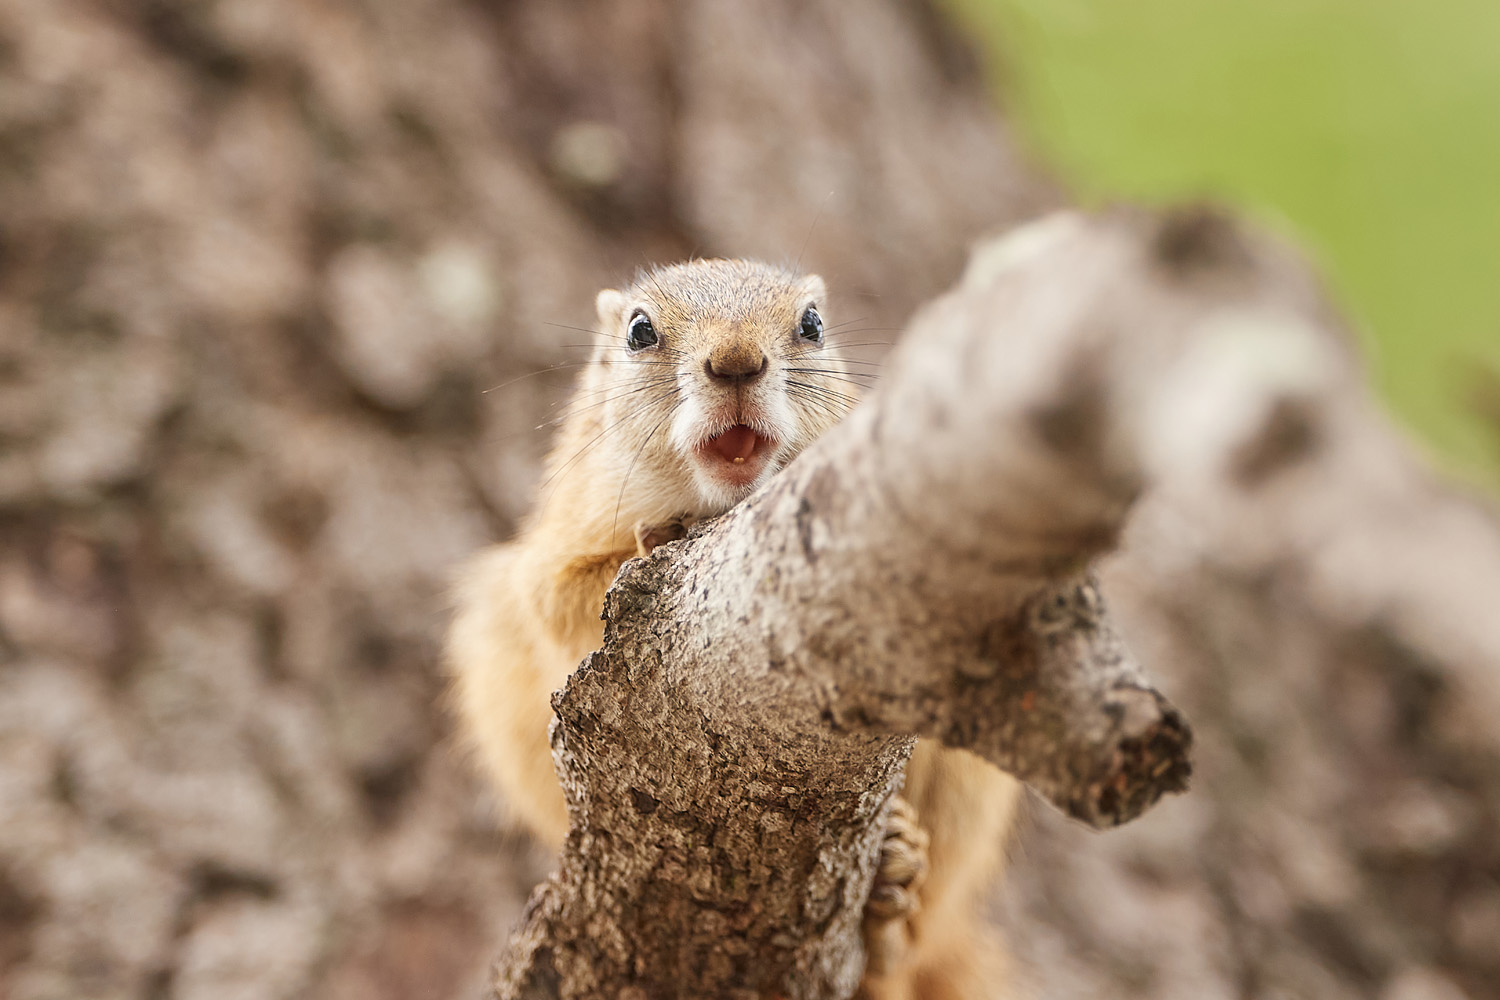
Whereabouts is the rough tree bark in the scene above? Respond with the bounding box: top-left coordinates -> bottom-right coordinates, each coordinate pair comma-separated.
492,208 -> 1366,998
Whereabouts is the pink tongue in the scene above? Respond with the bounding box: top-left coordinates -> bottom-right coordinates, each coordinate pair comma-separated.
709,425 -> 758,461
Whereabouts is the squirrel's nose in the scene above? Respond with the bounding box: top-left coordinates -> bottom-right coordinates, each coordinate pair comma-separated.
704,349 -> 769,384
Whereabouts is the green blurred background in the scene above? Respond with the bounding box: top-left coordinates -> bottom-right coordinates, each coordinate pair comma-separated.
951,0 -> 1500,492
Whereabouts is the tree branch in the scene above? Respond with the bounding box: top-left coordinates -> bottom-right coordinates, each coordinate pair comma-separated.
492,208 -> 1331,998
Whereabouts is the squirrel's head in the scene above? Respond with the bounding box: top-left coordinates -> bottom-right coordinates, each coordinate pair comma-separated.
589,259 -> 856,514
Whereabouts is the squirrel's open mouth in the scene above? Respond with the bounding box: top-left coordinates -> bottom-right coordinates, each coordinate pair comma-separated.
694,425 -> 778,483
705,425 -> 771,464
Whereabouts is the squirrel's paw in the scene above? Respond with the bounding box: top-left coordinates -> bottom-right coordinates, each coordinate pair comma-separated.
861,795 -> 929,976
633,515 -> 699,558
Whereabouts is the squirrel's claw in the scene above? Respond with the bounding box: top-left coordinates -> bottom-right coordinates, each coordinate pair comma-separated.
633,516 -> 698,558
861,795 -> 930,977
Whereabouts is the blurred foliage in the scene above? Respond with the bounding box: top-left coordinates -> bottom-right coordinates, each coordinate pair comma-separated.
951,0 -> 1500,491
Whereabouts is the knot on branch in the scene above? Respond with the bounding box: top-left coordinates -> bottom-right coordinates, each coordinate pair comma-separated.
1066,686 -> 1193,827
1150,203 -> 1257,281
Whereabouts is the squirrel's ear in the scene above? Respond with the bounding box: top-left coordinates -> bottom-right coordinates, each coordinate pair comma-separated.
595,289 -> 627,333
800,274 -> 827,309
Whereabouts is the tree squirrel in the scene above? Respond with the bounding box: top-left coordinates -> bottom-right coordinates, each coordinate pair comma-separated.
446,259 -> 1021,998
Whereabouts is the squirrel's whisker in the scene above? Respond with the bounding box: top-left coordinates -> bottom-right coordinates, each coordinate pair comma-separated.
543,376 -> 681,426
610,398 -> 685,544
539,385 -> 682,494
784,369 -> 880,387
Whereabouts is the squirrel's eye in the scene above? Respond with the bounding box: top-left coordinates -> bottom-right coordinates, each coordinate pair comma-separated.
799,306 -> 824,344
626,311 -> 659,351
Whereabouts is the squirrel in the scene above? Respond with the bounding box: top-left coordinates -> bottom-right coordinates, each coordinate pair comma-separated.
445,258 -> 1022,999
